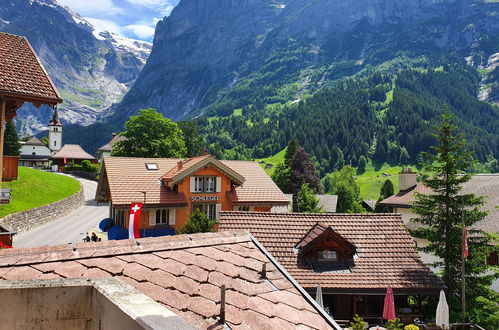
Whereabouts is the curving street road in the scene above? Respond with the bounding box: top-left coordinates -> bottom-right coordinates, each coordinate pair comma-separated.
14,174 -> 109,248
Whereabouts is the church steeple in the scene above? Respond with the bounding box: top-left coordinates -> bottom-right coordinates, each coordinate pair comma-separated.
48,107 -> 62,152
49,107 -> 62,126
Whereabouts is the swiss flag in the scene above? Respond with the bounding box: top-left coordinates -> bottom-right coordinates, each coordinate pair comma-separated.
128,203 -> 142,239
462,225 -> 469,259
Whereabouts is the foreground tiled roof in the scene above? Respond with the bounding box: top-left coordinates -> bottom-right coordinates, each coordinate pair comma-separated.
51,144 -> 95,160
380,174 -> 499,233
0,32 -> 61,103
0,231 -> 336,329
97,135 -> 127,152
98,157 -> 288,206
219,212 -> 443,293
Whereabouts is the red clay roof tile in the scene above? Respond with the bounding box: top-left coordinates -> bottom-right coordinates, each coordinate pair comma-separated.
0,231 -> 335,329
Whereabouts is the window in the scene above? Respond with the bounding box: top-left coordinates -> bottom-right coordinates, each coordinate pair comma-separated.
317,249 -> 337,261
150,208 -> 175,226
192,176 -> 218,193
54,141 -> 56,146
486,251 -> 498,266
237,206 -> 250,211
114,209 -> 125,227
145,163 -> 159,170
193,203 -> 217,219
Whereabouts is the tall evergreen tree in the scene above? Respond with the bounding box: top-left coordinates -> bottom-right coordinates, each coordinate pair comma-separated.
290,146 -> 322,194
3,121 -> 20,156
284,139 -> 297,166
411,110 -> 498,327
374,179 -> 394,212
178,121 -> 205,157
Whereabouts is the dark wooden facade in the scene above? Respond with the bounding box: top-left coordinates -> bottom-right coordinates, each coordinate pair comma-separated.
2,156 -> 19,182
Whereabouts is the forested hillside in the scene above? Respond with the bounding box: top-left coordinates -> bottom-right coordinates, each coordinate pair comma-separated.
197,57 -> 498,175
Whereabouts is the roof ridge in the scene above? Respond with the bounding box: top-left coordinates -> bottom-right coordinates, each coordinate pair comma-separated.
0,231 -> 251,268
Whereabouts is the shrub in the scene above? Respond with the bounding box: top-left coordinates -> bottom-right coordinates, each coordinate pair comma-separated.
180,208 -> 216,234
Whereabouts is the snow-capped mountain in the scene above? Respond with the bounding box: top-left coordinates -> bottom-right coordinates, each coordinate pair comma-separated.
0,0 -> 152,135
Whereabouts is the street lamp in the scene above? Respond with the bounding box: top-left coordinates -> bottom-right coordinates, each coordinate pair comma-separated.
140,191 -> 147,238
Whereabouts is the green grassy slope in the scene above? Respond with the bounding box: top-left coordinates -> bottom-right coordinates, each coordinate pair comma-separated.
0,167 -> 81,218
356,162 -> 404,199
255,148 -> 286,176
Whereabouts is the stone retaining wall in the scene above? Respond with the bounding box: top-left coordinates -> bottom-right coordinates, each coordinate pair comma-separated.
0,184 -> 84,234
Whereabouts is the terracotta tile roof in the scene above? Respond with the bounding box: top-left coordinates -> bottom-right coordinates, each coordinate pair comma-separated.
0,231 -> 336,329
379,174 -> 499,233
23,137 -> 44,146
0,32 -> 61,103
97,135 -> 127,153
223,161 -> 289,205
51,144 -> 95,160
161,154 -> 211,181
98,157 -> 288,206
219,212 -> 444,293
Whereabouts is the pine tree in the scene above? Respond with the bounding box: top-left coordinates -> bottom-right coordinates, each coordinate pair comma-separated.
3,121 -> 20,156
374,179 -> 394,212
290,146 -> 322,194
411,110 -> 498,327
284,138 -> 297,166
297,183 -> 324,213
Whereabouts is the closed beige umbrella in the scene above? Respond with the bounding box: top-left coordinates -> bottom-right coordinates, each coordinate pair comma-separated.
315,283 -> 324,309
436,290 -> 450,329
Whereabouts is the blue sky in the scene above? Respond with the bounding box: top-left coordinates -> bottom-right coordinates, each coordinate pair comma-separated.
58,0 -> 179,42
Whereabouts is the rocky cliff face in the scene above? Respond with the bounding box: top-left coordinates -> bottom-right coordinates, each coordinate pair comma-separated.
112,0 -> 498,122
0,0 -> 151,135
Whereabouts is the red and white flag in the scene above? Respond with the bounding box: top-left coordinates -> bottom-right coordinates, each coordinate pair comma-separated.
462,225 -> 469,259
63,156 -> 67,164
128,203 -> 142,239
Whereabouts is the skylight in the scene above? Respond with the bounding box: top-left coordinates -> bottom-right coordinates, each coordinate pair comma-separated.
145,163 -> 159,170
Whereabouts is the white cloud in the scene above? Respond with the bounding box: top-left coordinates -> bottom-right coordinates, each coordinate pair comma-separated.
84,17 -> 121,35
122,24 -> 156,40
124,0 -> 174,15
58,0 -> 124,16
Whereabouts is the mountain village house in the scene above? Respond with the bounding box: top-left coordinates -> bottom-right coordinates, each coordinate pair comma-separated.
95,154 -> 289,234
379,169 -> 499,291
0,32 -> 62,188
96,133 -> 126,162
219,212 -> 444,327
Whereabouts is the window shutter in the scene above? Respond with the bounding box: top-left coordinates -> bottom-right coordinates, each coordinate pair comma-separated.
216,176 -> 222,193
190,177 -> 195,192
215,204 -> 221,221
149,210 -> 155,226
169,208 -> 176,225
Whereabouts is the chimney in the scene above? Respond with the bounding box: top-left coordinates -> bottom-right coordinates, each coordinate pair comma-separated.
202,148 -> 208,156
399,167 -> 417,192
177,161 -> 183,171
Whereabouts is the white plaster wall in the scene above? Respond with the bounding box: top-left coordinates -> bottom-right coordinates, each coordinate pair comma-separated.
20,144 -> 51,156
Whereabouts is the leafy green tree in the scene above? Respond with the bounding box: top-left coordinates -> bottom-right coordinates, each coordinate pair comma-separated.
324,166 -> 364,213
180,208 -> 216,234
297,183 -> 324,213
411,110 -> 498,327
271,162 -> 291,193
3,121 -> 20,156
113,108 -> 186,158
374,179 -> 394,212
178,121 -> 205,157
290,146 -> 322,194
40,136 -> 49,146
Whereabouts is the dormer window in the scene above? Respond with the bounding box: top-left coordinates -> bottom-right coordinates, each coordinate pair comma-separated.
192,176 -> 218,193
145,163 -> 159,171
318,249 -> 337,261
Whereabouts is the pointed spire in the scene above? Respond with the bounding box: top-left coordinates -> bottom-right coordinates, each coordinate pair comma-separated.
49,107 -> 62,126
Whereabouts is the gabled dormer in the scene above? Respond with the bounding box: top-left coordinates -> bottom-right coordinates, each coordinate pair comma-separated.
295,223 -> 356,273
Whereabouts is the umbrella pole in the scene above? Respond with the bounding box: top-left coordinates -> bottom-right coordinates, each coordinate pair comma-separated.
461,215 -> 466,329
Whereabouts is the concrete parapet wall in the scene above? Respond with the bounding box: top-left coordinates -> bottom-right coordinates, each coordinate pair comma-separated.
0,183 -> 84,233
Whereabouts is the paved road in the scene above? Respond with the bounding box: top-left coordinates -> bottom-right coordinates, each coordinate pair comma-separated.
14,175 -> 109,248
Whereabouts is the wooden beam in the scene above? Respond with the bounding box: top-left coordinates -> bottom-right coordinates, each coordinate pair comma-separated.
0,98 -> 5,191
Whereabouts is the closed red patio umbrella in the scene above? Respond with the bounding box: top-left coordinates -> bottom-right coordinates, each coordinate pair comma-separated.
383,287 -> 396,321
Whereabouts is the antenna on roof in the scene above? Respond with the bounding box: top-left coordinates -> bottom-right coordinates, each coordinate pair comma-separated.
220,285 -> 226,324
261,262 -> 267,279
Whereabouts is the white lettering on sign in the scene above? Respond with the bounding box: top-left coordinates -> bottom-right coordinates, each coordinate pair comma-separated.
191,195 -> 220,202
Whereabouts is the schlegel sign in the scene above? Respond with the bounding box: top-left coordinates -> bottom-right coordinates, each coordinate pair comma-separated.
191,195 -> 220,202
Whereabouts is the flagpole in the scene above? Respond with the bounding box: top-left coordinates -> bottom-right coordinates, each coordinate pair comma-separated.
461,212 -> 466,329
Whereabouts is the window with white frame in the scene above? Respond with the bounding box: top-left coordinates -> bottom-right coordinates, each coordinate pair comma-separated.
150,208 -> 175,226
317,249 -> 337,261
192,203 -> 218,219
114,209 -> 125,227
192,176 -> 218,193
